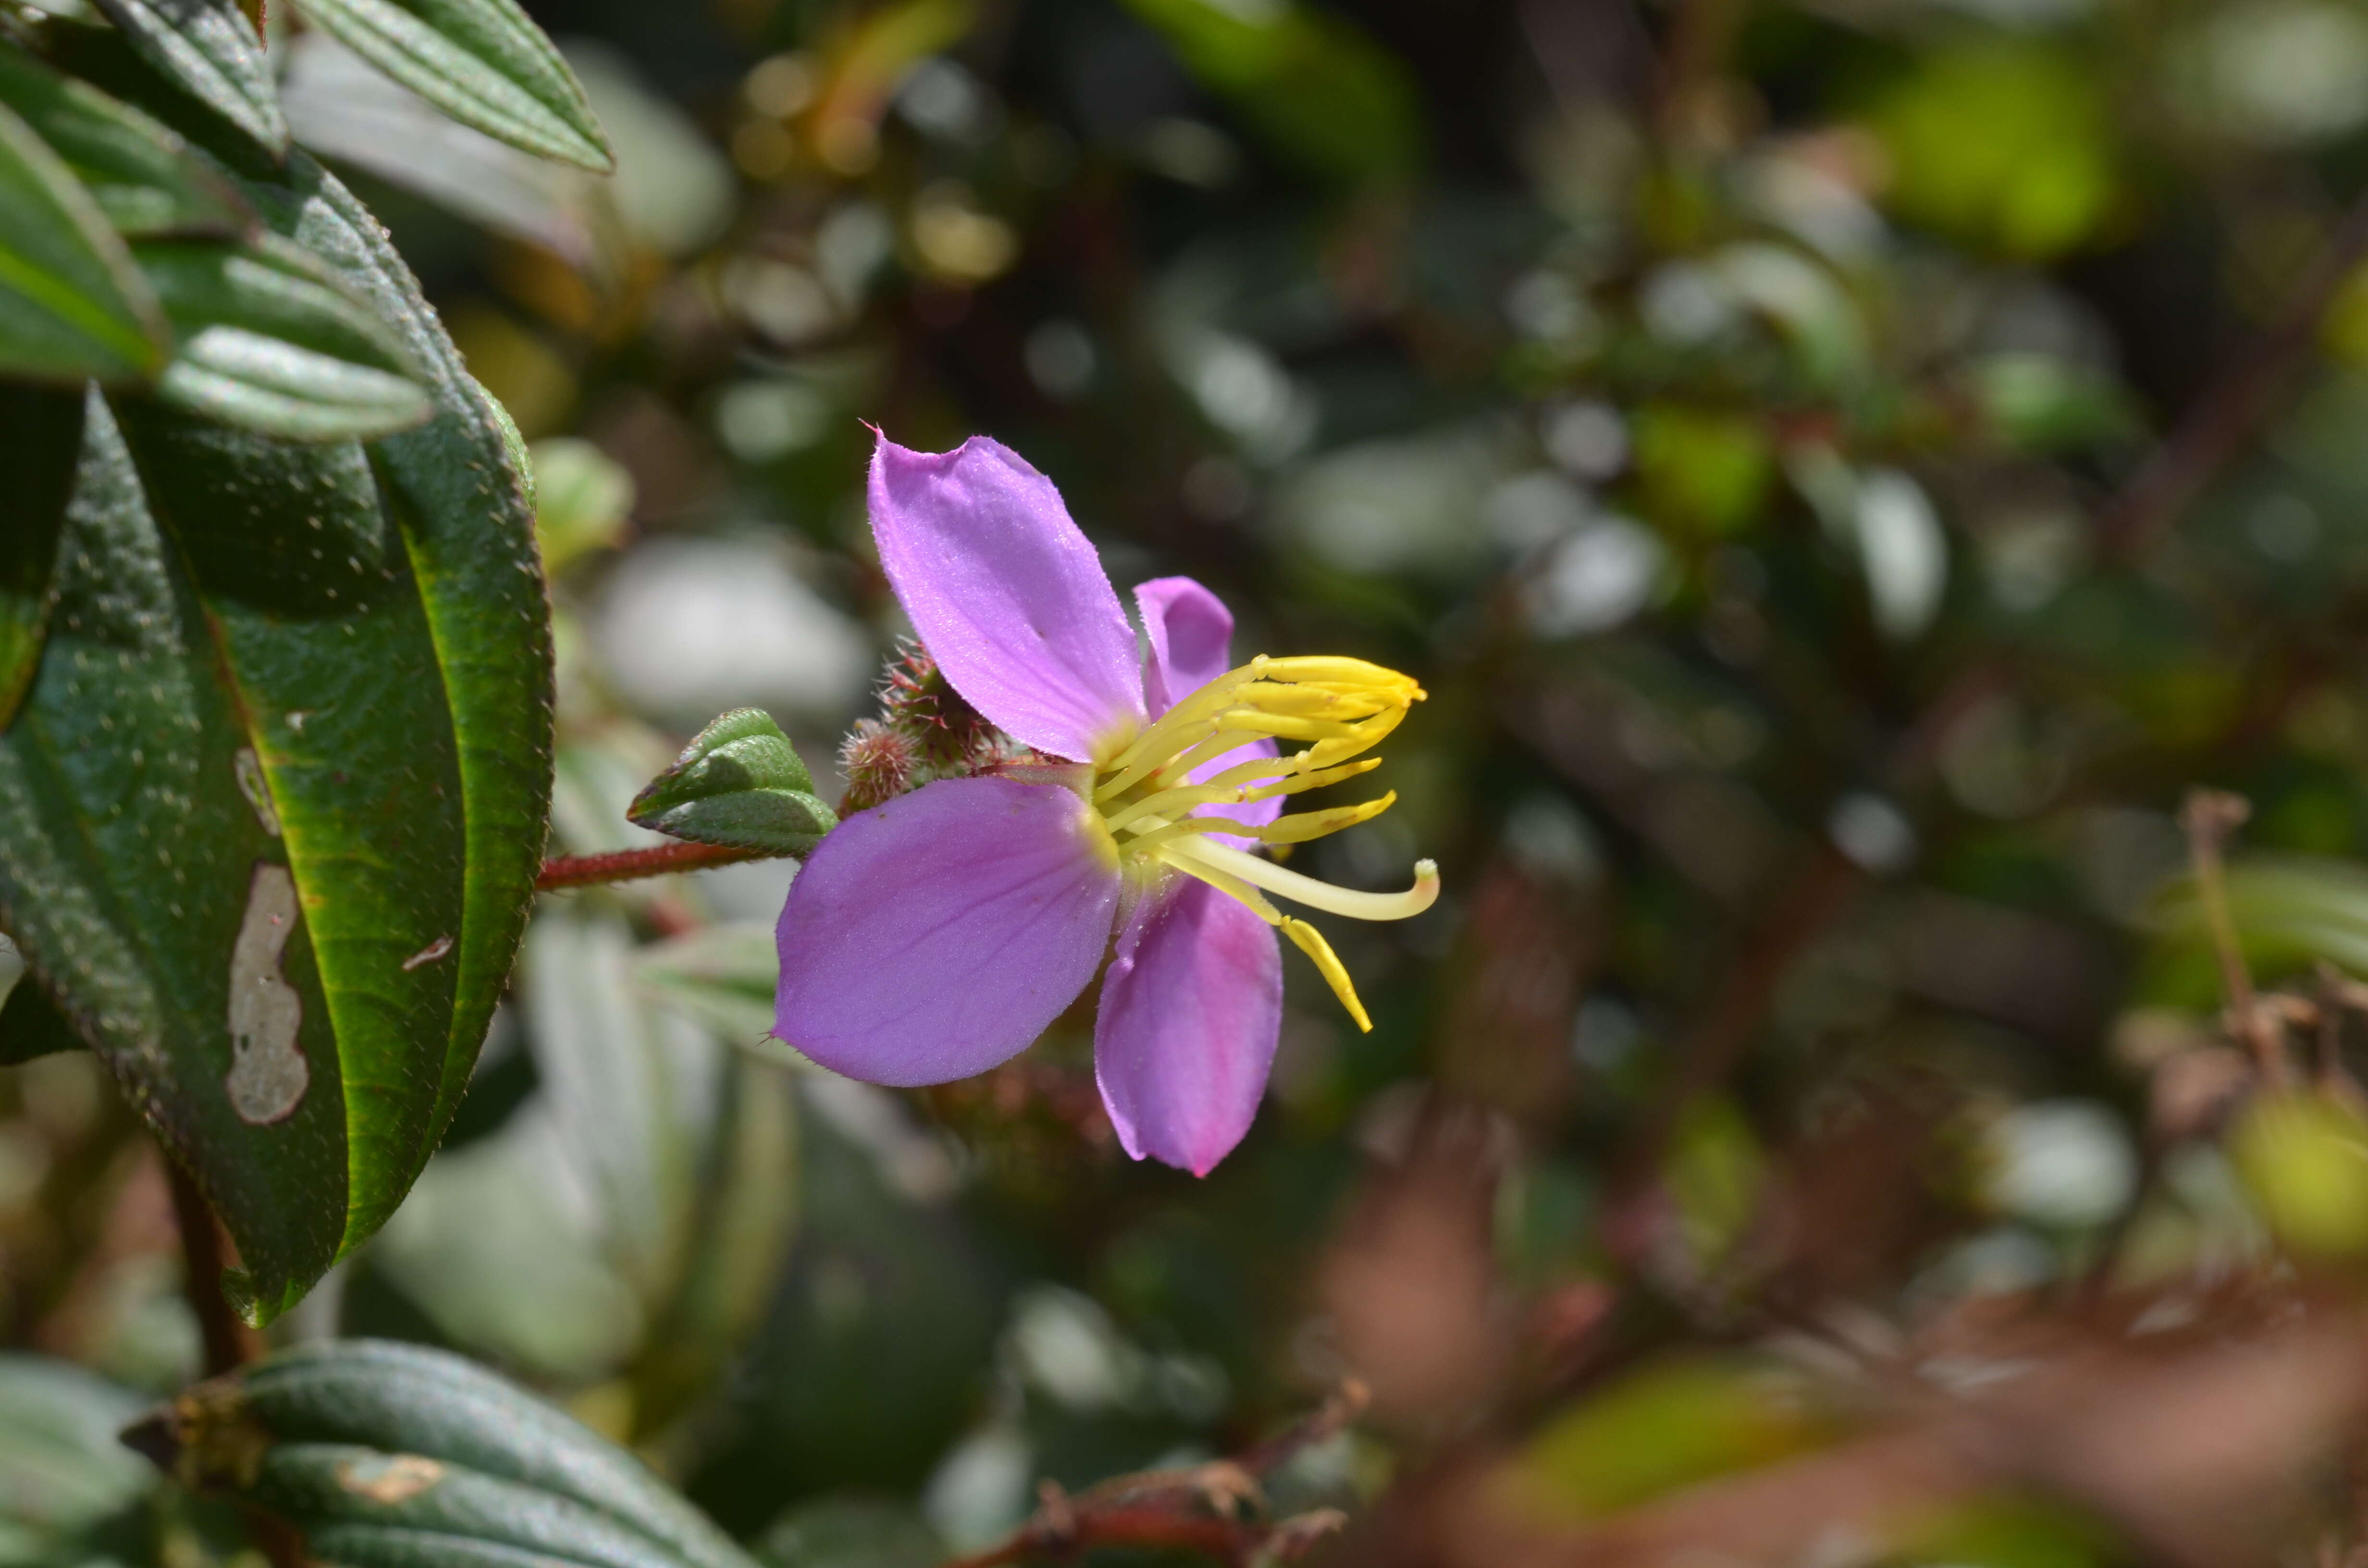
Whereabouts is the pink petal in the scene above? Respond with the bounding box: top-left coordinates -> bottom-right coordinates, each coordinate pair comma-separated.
871,434 -> 1146,761
776,776 -> 1122,1085
1094,875 -> 1283,1175
1132,576 -> 1280,845
1135,575 -> 1238,716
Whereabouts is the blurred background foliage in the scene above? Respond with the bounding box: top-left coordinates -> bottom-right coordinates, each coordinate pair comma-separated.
28,0 -> 2368,1559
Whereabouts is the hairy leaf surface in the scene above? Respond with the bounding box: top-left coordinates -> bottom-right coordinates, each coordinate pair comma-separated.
0,151 -> 549,1322
288,0 -> 613,171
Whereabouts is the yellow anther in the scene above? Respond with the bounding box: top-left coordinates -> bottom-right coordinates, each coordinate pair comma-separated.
1240,756 -> 1384,801
1089,649 -> 1431,1033
1282,919 -> 1371,1031
1254,655 -> 1416,690
1105,783 -> 1244,834
1121,817 -> 1233,856
1251,794 -> 1397,845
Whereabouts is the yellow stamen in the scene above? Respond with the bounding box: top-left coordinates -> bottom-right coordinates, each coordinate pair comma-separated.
1164,839 -> 1440,922
1282,919 -> 1371,1031
1089,652 -> 1435,1029
1251,794 -> 1397,845
1149,842 -> 1280,923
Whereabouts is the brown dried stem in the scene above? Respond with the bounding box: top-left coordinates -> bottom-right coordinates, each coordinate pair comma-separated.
2179,789 -> 2292,1085
939,1382 -> 1369,1568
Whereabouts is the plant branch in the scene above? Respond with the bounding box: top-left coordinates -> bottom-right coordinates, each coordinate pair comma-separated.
939,1382 -> 1368,1568
2096,186 -> 2368,559
537,840 -> 771,891
1601,183 -> 2368,1250
162,1154 -> 261,1378
2181,788 -> 2293,1085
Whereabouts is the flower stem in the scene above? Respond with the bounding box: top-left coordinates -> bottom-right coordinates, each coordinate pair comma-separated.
537,841 -> 771,891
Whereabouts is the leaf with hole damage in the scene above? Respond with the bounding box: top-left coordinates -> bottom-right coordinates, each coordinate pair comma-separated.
0,150 -> 550,1324
132,1341 -> 759,1568
288,0 -> 613,171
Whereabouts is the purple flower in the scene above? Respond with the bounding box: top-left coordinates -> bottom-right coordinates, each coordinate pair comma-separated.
774,434 -> 1438,1175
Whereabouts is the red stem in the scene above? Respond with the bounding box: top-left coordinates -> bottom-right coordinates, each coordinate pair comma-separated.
536,841 -> 769,891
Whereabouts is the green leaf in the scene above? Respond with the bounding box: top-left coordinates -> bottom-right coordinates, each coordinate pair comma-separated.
530,436 -> 635,573
287,0 -> 614,172
133,1341 -> 761,1568
375,909 -> 799,1407
754,1500 -> 942,1568
627,710 -> 837,857
135,233 -> 433,440
0,96 -> 167,380
86,0 -> 288,158
0,385 -> 82,727
0,153 -> 550,1324
1118,0 -> 1423,184
0,44 -> 250,237
0,1355 -> 154,1560
632,923 -> 787,1049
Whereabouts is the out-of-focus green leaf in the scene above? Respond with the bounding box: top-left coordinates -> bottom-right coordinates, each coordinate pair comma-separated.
2157,853 -> 2368,984
0,99 -> 166,380
629,1046 -> 800,1433
133,1341 -> 760,1568
0,47 -> 248,238
1120,0 -> 1422,184
700,1103 -> 1000,1501
0,152 -> 549,1325
377,909 -> 798,1406
628,710 -> 836,857
288,0 -> 614,172
87,0 -> 288,157
2231,1090 -> 2368,1258
633,924 -> 783,1050
1511,1358 -> 1824,1519
1632,404 -> 1773,534
531,436 -> 635,572
278,35 -> 613,273
1968,354 -> 2138,453
133,233 -> 431,440
1865,43 -> 2116,259
0,387 -> 82,728
0,1356 -> 153,1555
753,1499 -> 942,1568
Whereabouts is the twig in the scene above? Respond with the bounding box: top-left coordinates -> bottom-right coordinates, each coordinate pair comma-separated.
161,1155 -> 261,1377
2179,789 -> 2291,1085
161,1152 -> 307,1568
1600,181 -> 2368,1242
2096,185 -> 2368,559
938,1383 -> 1367,1568
537,840 -> 770,890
